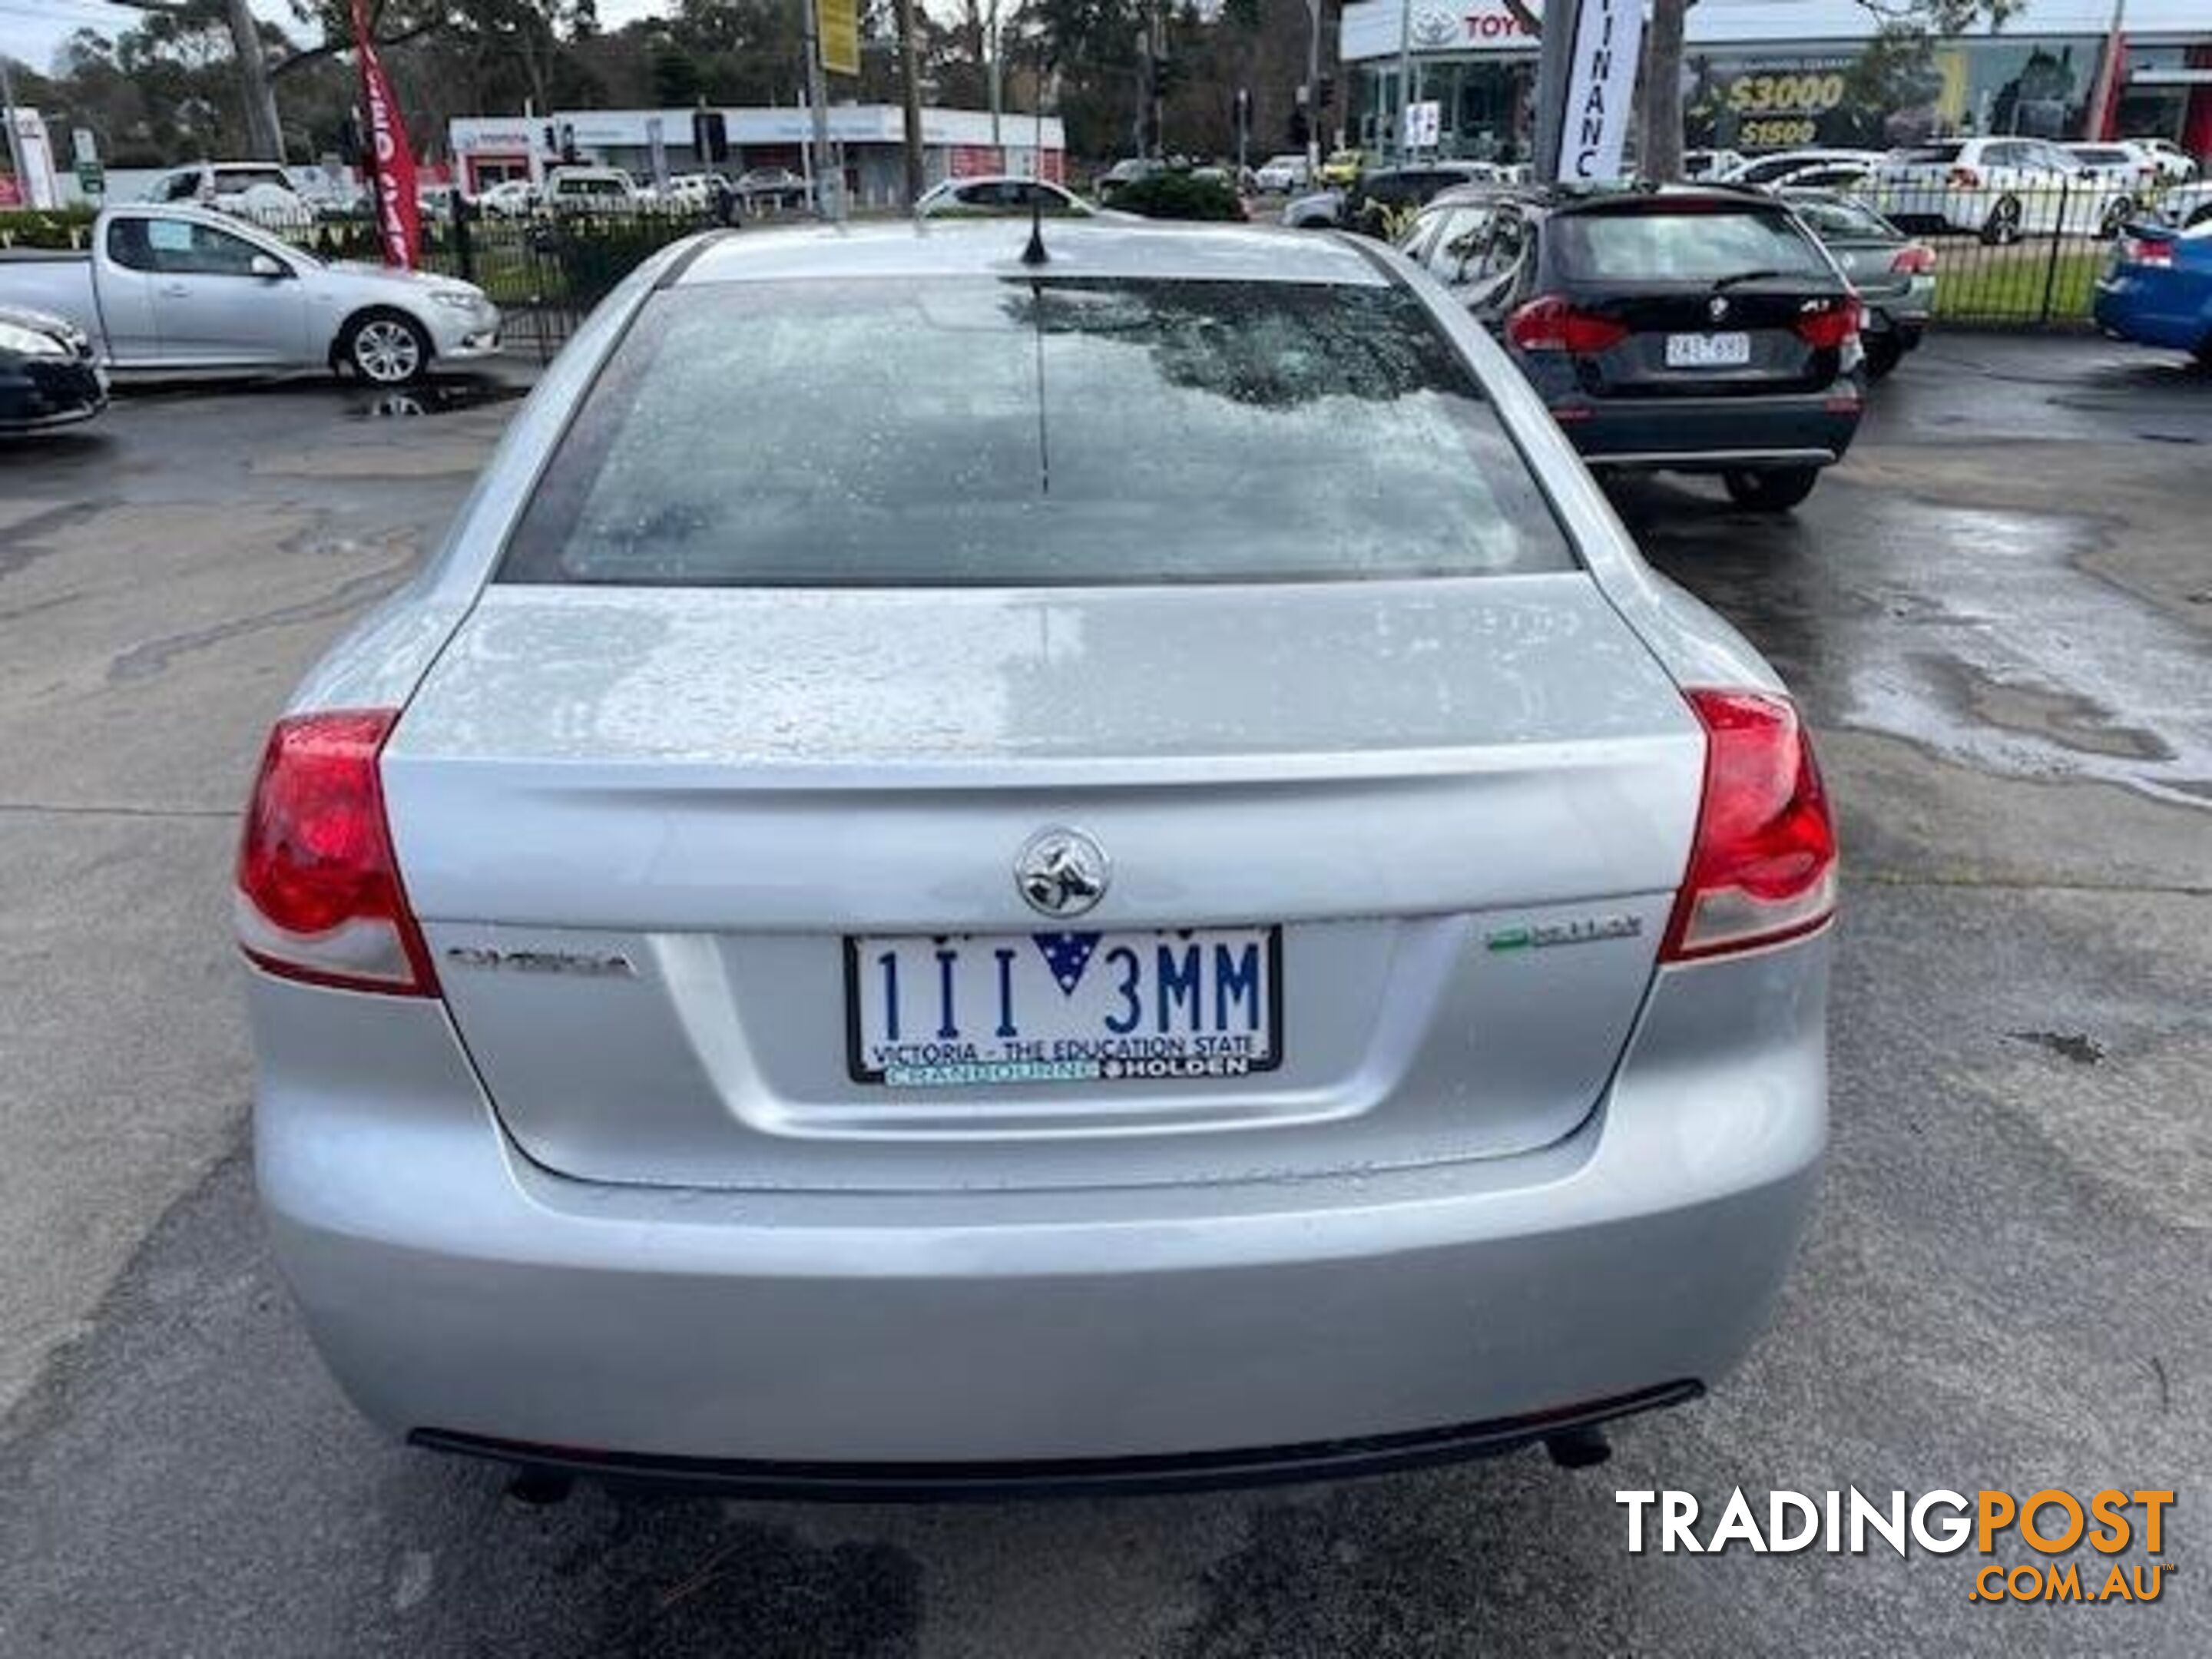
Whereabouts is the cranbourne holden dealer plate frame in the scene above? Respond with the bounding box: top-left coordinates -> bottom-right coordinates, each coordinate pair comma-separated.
843,927 -> 1286,1088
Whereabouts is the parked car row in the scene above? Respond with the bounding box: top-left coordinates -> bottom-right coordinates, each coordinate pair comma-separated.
1637,139 -> 2201,244
1282,161 -> 1516,233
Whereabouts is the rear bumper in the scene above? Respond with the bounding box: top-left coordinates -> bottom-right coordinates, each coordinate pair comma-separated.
1863,280 -> 1936,336
1558,389 -> 1863,472
414,1383 -> 1704,1499
252,934 -> 1827,1473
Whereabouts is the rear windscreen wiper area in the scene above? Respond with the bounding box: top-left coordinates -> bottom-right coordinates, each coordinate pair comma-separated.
1710,269 -> 1797,291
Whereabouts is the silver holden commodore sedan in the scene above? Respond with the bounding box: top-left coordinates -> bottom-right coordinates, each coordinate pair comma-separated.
239,218 -> 1835,1496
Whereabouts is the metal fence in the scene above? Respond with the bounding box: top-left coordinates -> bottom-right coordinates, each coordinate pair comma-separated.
278,203 -> 725,358
1835,172 -> 2200,329
259,171 -> 2207,349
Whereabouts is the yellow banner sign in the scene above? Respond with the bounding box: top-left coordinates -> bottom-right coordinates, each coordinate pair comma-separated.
817,0 -> 859,78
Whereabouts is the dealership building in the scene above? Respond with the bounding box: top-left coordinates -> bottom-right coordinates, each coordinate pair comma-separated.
1338,0 -> 2212,162
447,105 -> 1066,206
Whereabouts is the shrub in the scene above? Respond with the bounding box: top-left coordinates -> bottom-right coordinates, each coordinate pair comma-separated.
0,204 -> 101,250
1109,172 -> 1244,222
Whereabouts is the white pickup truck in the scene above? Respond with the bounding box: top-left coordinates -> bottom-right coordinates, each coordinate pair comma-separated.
0,204 -> 501,384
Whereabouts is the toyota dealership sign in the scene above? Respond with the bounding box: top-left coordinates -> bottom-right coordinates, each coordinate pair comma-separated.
1339,1 -> 1539,60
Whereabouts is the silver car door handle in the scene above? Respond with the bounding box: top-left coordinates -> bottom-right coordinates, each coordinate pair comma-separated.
158,283 -> 190,298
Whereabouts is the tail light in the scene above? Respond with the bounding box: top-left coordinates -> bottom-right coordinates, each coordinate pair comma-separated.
1948,166 -> 1982,188
2119,233 -> 2174,268
1793,296 -> 1861,351
1888,243 -> 1937,274
235,708 -> 437,996
1661,690 -> 1838,963
1508,294 -> 1629,355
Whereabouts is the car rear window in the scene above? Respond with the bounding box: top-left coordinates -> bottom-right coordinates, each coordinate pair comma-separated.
1737,155 -> 1811,184
1787,197 -> 1895,238
1549,206 -> 1832,283
498,276 -> 1572,588
1893,144 -> 1964,164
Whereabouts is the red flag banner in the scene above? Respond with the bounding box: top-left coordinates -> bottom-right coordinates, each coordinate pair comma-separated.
351,0 -> 420,269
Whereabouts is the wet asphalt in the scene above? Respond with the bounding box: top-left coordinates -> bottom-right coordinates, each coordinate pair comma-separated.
0,336 -> 2206,1657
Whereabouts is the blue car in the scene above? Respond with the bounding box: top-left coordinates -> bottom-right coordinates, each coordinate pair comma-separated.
2093,221 -> 2212,362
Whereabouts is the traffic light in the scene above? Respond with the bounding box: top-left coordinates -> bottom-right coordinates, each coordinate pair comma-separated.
691,109 -> 728,163
1318,75 -> 1335,110
1288,108 -> 1310,147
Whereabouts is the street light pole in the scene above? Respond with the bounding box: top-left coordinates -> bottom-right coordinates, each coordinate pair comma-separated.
1304,0 -> 1322,176
1394,0 -> 1412,163
802,0 -> 839,218
895,0 -> 926,204
988,3 -> 1002,153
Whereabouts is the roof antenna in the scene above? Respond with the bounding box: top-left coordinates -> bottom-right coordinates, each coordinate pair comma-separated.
1021,191 -> 1049,267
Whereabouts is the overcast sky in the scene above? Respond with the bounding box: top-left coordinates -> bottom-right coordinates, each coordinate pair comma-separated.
1,0 -> 677,78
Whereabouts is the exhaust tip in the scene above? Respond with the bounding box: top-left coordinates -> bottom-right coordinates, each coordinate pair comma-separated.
1544,1428 -> 1611,1469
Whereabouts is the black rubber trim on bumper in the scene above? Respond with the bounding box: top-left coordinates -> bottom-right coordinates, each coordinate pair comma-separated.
409,1380 -> 1704,1502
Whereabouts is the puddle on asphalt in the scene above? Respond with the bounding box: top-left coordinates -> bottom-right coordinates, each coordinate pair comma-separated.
350,379 -> 527,421
1926,657 -> 2174,762
1635,491 -> 2212,808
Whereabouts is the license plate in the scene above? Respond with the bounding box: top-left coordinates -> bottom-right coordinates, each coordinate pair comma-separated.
1665,330 -> 1752,368
846,927 -> 1283,1088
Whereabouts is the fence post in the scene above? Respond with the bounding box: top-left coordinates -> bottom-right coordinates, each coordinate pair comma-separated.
451,192 -> 475,285
2035,177 -> 2068,326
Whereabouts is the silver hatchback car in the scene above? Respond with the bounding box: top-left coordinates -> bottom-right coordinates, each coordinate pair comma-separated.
240,220 -> 1834,1495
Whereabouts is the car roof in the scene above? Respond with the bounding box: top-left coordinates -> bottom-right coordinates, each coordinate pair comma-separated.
1424,181 -> 1520,207
1556,180 -> 1788,212
940,174 -> 1066,188
674,219 -> 1389,287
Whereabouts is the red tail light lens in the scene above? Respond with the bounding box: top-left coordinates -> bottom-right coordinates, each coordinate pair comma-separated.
1508,294 -> 1630,355
1888,243 -> 1937,274
2119,234 -> 2174,268
1947,166 -> 1982,188
1793,296 -> 1861,351
1661,690 -> 1838,963
235,709 -> 437,995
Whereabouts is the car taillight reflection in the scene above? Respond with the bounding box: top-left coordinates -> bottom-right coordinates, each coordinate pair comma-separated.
1888,244 -> 1937,275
